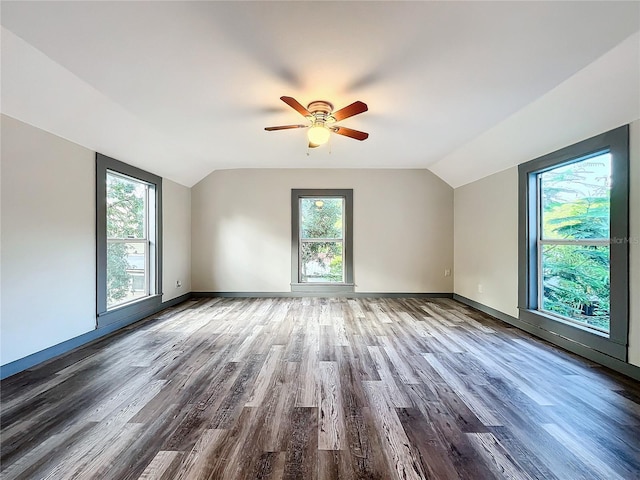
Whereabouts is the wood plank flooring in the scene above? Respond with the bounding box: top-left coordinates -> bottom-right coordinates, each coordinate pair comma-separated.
1,297 -> 639,479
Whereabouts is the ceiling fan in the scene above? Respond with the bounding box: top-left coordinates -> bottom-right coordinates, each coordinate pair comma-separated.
265,96 -> 369,148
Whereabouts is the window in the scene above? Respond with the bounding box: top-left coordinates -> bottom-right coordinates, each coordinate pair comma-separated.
518,126 -> 629,360
291,189 -> 353,293
97,154 -> 162,327
538,154 -> 612,331
106,172 -> 150,308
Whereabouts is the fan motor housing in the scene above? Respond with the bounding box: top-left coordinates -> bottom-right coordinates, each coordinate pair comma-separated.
307,101 -> 333,115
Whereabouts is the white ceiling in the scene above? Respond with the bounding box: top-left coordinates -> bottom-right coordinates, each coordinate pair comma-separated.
2,1 -> 639,188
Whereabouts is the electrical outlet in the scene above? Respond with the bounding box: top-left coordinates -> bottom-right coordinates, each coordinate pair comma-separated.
477,283 -> 483,293
176,280 -> 182,288
444,269 -> 451,277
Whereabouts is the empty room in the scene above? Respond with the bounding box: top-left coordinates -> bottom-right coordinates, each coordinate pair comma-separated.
1,1 -> 639,479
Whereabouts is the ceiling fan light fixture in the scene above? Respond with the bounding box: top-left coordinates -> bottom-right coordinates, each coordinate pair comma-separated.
307,123 -> 331,146
266,96 -> 368,145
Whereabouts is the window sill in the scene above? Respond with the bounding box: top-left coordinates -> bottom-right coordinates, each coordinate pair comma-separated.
97,294 -> 162,328
291,283 -> 355,293
534,308 -> 609,338
101,294 -> 162,314
518,307 -> 626,361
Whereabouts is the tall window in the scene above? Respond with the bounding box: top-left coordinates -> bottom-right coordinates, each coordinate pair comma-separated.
97,154 -> 162,327
519,126 -> 629,360
538,154 -> 612,332
291,189 -> 353,293
106,172 -> 152,308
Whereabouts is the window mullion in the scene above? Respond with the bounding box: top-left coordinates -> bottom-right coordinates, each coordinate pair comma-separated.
107,238 -> 148,243
300,238 -> 343,242
537,174 -> 543,311
145,185 -> 150,296
540,239 -> 610,246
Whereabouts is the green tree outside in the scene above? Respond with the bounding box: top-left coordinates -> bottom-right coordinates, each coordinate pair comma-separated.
106,174 -> 145,306
540,155 -> 611,331
300,198 -> 343,282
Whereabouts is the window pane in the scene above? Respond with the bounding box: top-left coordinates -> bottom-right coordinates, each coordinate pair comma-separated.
300,241 -> 343,283
541,244 -> 610,332
540,153 -> 611,240
107,172 -> 146,239
107,241 -> 147,308
300,198 -> 343,239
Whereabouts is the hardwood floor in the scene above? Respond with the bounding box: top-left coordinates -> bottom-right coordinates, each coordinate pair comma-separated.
1,297 -> 639,479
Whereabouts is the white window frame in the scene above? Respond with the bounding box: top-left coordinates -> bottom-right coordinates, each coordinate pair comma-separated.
299,196 -> 346,284
105,171 -> 152,309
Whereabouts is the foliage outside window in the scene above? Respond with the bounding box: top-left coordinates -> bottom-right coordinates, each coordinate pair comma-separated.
291,189 -> 353,293
300,198 -> 344,283
538,154 -> 611,332
518,126 -> 629,361
106,172 -> 150,308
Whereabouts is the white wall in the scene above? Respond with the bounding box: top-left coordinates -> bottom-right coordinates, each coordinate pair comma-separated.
162,179 -> 191,302
1,116 -> 193,366
191,169 -> 454,293
454,167 -> 519,318
1,115 -> 96,365
454,120 -> 640,367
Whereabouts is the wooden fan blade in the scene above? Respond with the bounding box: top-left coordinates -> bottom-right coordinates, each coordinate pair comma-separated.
334,126 -> 369,141
332,101 -> 368,122
308,142 -> 320,149
280,96 -> 311,117
265,124 -> 307,131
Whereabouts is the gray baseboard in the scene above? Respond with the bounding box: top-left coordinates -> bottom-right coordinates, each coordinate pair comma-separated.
453,294 -> 640,382
192,291 -> 454,299
0,293 -> 191,380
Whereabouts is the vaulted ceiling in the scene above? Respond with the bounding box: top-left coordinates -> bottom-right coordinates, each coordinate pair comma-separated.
2,1 -> 639,187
